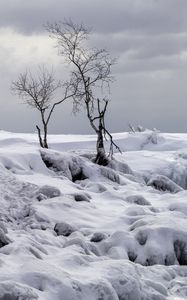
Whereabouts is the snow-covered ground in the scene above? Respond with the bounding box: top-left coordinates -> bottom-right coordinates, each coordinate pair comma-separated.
0,129 -> 187,299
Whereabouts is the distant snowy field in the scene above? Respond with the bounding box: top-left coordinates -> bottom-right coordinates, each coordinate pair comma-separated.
0,130 -> 187,299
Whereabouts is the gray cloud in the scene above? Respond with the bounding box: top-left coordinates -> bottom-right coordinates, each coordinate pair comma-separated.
0,0 -> 187,133
1,0 -> 187,35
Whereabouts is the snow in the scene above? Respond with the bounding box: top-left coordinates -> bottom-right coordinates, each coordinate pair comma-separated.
0,129 -> 187,299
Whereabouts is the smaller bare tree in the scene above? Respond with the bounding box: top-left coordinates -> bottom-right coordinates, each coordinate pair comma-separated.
12,66 -> 76,148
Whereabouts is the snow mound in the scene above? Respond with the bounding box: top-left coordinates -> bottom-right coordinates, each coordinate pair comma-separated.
131,212 -> 187,266
0,227 -> 10,248
125,195 -> 151,206
0,281 -> 38,300
74,193 -> 91,202
40,150 -> 92,181
37,185 -> 61,200
90,232 -> 107,243
54,222 -> 77,237
147,175 -> 183,193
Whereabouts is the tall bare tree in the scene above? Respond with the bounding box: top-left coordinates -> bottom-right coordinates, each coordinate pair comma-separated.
46,20 -> 121,165
12,66 -> 76,148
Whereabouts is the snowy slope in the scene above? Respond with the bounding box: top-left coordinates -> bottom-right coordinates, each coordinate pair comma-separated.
0,130 -> 187,299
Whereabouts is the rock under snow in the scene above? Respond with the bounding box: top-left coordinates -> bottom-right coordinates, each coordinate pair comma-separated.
147,174 -> 183,193
74,193 -> 91,202
125,195 -> 151,206
37,185 -> 61,200
90,232 -> 107,243
0,228 -> 10,248
54,222 -> 77,237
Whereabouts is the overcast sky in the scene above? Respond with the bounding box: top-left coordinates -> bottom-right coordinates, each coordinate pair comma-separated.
1,0 -> 187,134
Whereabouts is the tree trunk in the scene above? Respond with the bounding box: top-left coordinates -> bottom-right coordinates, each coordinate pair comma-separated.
36,125 -> 44,148
43,124 -> 48,149
95,126 -> 108,166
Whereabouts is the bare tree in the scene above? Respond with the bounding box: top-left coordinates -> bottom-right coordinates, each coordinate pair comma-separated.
89,98 -> 121,165
46,20 -> 121,165
12,66 -> 76,148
